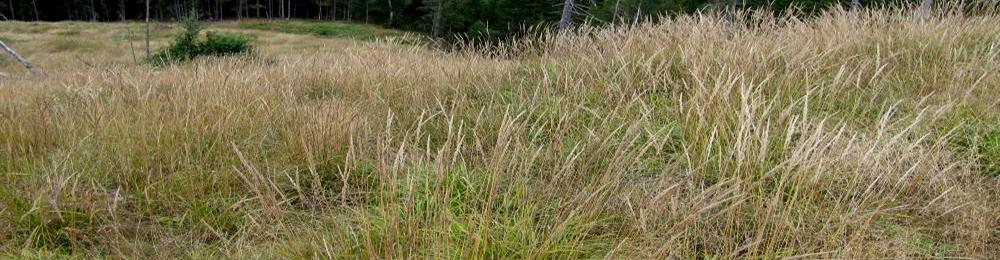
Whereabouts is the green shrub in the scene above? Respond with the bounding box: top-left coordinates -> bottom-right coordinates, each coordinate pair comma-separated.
153,14 -> 252,63
201,32 -> 252,56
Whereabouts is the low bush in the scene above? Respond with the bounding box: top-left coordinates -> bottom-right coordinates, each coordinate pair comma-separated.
153,15 -> 252,63
200,32 -> 252,56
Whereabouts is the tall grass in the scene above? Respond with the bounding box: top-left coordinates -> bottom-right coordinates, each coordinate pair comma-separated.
1,5 -> 998,259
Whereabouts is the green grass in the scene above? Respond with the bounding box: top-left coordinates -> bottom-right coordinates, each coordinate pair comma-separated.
237,20 -> 408,40
53,28 -> 81,36
981,125 -> 1000,177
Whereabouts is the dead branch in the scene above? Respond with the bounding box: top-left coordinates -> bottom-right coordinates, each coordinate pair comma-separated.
0,38 -> 37,75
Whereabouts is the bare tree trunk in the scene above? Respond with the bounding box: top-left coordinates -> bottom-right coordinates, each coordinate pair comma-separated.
431,0 -> 443,37
101,0 -> 110,21
558,0 -> 574,32
8,0 -> 15,20
89,0 -> 98,20
145,0 -> 151,61
633,4 -> 640,24
613,0 -> 621,24
31,0 -> 39,21
172,0 -> 181,20
238,0 -> 244,20
0,39 -> 36,75
918,0 -> 933,20
387,0 -> 393,25
722,0 -> 738,23
119,0 -> 126,21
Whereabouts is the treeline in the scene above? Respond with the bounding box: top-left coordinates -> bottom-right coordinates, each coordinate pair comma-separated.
0,0 -> 969,37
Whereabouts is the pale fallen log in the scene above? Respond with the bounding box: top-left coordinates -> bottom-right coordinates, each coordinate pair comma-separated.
0,38 -> 37,75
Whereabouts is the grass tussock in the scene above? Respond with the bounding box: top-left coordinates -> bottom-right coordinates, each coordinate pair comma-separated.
1,6 -> 999,259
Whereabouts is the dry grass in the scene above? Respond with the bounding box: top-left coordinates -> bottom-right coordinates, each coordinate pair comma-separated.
1,7 -> 999,259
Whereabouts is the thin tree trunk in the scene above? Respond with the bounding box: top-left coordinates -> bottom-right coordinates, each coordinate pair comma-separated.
8,0 -> 15,20
145,0 -> 151,61
0,39 -> 36,74
722,0 -> 737,23
89,0 -> 98,20
558,0 -> 574,32
431,0 -> 443,37
101,0 -> 110,21
387,0 -> 393,25
172,0 -> 180,20
633,4 -> 640,24
31,0 -> 39,20
613,0 -> 621,23
119,0 -> 126,21
918,0 -> 933,20
238,0 -> 244,20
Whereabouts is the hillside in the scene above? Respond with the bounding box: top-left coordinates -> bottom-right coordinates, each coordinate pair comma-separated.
1,11 -> 998,258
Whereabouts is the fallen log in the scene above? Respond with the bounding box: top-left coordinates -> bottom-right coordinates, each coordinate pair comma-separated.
0,38 -> 37,75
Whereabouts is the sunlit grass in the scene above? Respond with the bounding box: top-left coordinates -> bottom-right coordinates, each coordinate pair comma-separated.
1,6 -> 998,259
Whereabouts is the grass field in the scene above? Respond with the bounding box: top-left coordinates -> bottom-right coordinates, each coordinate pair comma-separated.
1,9 -> 998,259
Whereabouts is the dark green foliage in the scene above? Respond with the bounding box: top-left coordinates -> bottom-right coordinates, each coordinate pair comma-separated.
153,14 -> 252,63
8,0 -> 998,40
201,32 -> 252,56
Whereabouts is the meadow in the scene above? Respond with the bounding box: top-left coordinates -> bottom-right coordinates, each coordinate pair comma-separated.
0,8 -> 998,259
